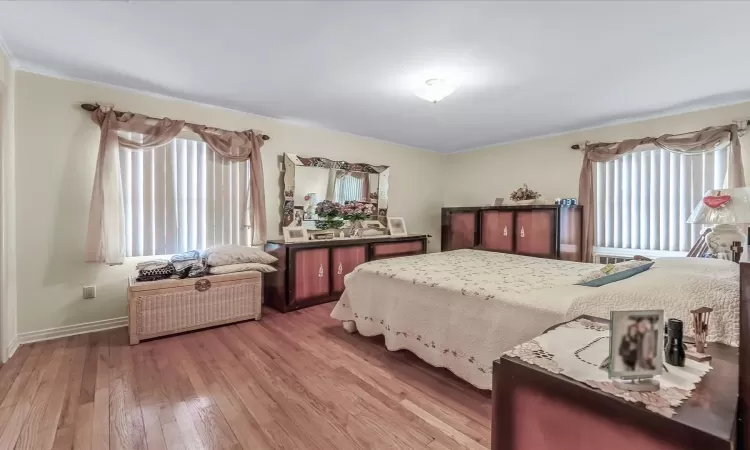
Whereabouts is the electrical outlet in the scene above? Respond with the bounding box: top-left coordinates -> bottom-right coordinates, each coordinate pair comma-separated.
83,285 -> 96,299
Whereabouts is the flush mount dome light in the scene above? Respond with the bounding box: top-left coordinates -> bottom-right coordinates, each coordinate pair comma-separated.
415,78 -> 455,103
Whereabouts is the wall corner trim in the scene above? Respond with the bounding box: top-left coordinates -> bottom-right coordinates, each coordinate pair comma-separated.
5,336 -> 18,361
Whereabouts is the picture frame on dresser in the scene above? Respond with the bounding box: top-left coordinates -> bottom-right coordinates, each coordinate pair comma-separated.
387,217 -> 408,236
283,226 -> 309,243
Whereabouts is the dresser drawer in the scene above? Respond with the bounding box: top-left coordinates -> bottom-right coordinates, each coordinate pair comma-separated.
372,241 -> 425,260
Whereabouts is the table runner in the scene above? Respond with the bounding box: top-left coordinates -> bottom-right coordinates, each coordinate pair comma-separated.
504,318 -> 712,417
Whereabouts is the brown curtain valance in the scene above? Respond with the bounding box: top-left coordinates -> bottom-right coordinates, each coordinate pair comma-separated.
578,124 -> 745,262
86,106 -> 267,264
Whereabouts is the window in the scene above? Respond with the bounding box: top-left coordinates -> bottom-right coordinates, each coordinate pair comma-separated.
120,134 -> 251,257
594,146 -> 728,254
334,173 -> 366,204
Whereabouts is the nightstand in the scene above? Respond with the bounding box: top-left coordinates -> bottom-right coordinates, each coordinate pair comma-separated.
492,315 -> 739,450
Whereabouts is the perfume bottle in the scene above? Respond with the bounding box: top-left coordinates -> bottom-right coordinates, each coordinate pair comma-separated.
665,319 -> 685,367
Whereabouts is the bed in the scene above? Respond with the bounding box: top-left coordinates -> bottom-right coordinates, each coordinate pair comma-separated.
330,250 -> 739,390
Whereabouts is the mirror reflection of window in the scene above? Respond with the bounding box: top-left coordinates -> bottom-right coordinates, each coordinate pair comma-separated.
335,171 -> 369,204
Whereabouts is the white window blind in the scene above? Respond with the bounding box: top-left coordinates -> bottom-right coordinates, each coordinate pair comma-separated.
120,133 -> 251,257
594,147 -> 728,253
335,174 -> 365,204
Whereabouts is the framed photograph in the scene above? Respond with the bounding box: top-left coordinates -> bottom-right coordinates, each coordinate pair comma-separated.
309,230 -> 337,240
493,197 -> 504,206
363,220 -> 386,230
387,217 -> 408,236
609,310 -> 664,379
292,207 -> 305,226
283,226 -> 309,243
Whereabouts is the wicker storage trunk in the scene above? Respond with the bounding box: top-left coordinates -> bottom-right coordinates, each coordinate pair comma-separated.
127,271 -> 262,345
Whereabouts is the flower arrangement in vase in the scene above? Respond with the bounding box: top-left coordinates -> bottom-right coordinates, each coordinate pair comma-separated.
341,202 -> 375,221
314,200 -> 345,230
341,202 -> 376,236
510,184 -> 541,205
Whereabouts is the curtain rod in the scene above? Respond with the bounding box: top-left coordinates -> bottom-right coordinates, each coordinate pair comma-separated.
570,120 -> 748,150
79,103 -> 270,141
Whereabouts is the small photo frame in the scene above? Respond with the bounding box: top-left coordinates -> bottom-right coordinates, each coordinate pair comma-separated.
387,217 -> 407,236
363,220 -> 386,230
609,310 -> 664,379
493,197 -> 504,206
292,207 -> 305,226
309,230 -> 337,240
283,226 -> 309,243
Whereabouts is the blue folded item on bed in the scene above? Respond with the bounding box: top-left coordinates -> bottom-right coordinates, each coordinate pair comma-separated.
578,261 -> 654,287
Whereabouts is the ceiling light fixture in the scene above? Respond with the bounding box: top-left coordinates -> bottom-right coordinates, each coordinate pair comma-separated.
415,78 -> 455,103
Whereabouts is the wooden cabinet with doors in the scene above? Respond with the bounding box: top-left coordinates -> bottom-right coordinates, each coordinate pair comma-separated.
264,234 -> 428,313
441,205 -> 582,261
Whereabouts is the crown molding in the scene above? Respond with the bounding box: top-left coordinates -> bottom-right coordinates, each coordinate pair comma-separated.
18,64 -> 436,154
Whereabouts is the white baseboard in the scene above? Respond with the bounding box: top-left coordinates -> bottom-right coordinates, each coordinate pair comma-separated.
16,316 -> 127,345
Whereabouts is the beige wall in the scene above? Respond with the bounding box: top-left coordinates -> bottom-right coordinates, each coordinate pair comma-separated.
13,72 -> 443,334
12,68 -> 750,337
0,48 -> 17,358
443,102 -> 750,206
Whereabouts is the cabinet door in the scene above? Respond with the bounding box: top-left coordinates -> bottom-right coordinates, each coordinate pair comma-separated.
480,210 -> 514,252
292,248 -> 330,305
447,212 -> 476,250
331,245 -> 367,294
515,210 -> 556,258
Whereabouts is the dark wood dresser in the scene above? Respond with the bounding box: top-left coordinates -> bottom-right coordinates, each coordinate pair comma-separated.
441,205 -> 583,261
264,235 -> 428,313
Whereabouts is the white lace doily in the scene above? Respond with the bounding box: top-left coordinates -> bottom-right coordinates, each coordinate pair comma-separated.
505,319 -> 711,417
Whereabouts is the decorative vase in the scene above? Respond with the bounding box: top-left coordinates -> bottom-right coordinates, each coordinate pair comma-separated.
347,219 -> 365,237
705,224 -> 745,257
514,199 -> 536,205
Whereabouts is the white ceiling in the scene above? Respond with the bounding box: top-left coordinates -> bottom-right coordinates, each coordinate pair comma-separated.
1,1 -> 750,153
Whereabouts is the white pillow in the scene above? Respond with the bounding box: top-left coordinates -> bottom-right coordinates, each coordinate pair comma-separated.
204,244 -> 277,266
208,262 -> 277,275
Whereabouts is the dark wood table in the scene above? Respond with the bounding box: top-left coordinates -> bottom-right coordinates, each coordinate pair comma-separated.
492,315 -> 739,450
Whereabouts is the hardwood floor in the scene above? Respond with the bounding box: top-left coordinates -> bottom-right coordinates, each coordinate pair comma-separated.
0,303 -> 491,450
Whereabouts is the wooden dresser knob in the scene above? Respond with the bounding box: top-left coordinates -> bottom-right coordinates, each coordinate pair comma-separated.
195,279 -> 211,292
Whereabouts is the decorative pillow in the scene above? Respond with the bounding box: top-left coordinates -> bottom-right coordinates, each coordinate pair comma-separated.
577,260 -> 654,287
204,244 -> 277,266
208,262 -> 277,275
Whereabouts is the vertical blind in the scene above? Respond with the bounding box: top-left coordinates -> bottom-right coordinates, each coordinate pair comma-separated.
594,146 -> 728,253
120,133 -> 251,257
335,174 -> 365,204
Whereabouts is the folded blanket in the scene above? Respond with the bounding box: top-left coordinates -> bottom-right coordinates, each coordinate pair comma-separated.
136,259 -> 171,271
138,262 -> 175,279
135,274 -> 173,282
170,251 -> 209,278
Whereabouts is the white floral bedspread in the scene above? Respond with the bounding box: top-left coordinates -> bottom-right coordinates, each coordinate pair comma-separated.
330,250 -> 739,390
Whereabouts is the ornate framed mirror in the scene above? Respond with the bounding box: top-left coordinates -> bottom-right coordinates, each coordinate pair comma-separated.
282,153 -> 390,228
